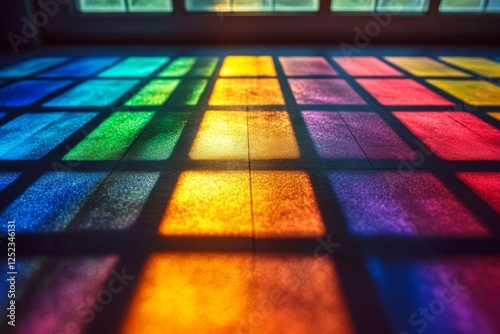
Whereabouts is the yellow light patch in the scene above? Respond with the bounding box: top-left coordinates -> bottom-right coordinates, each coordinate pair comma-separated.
440,57 -> 500,78
219,55 -> 276,77
488,112 -> 500,122
427,80 -> 500,106
189,111 -> 248,160
159,171 -> 252,237
209,78 -> 285,105
251,171 -> 325,238
385,57 -> 470,77
120,253 -> 355,334
248,112 -> 300,160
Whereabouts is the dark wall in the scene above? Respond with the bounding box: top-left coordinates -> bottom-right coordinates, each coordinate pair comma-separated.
0,1 -> 40,51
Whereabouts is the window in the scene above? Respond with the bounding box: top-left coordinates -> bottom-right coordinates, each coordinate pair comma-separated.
439,0 -> 500,12
185,0 -> 319,12
78,0 -> 173,12
331,0 -> 430,12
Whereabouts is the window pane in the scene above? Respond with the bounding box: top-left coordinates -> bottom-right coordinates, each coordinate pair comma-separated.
439,0 -> 485,12
332,0 -> 429,11
331,0 -> 376,12
377,0 -> 429,12
128,0 -> 173,11
185,0 -> 318,11
79,0 -> 126,12
486,0 -> 500,11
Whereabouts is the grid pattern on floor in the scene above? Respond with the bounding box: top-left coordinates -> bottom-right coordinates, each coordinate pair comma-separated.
0,52 -> 500,334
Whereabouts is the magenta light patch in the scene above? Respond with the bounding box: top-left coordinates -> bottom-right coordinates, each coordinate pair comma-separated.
279,57 -> 337,76
333,57 -> 403,77
357,79 -> 453,106
289,79 -> 366,105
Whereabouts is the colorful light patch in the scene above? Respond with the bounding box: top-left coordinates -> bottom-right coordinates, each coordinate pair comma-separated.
159,171 -> 253,237
0,80 -> 72,107
37,57 -> 120,77
333,57 -> 403,76
357,79 -> 453,106
159,57 -> 219,77
384,57 -> 470,77
0,172 -> 21,192
17,256 -> 119,334
219,56 -> 276,77
190,111 -> 299,160
247,111 -> 300,160
0,57 -> 68,78
98,57 -> 169,77
158,57 -> 196,77
125,112 -> 190,160
166,79 -> 208,106
367,256 -> 500,334
125,79 -> 180,106
279,57 -> 337,76
44,79 -> 139,107
328,171 -> 489,236
302,111 -> 416,163
456,172 -> 500,215
489,112 -> 500,122
394,112 -> 500,160
288,79 -> 366,105
440,57 -> 500,77
120,253 -> 354,334
190,111 -> 248,160
209,78 -> 285,105
251,171 -> 325,238
248,112 -> 300,160
71,172 -> 160,230
64,112 -> 154,160
427,80 -> 500,106
0,258 -> 43,323
159,170 -> 324,238
0,172 -> 107,233
0,112 -> 96,160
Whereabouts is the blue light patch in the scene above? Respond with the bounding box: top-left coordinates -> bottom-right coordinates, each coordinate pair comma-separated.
0,258 -> 44,319
72,172 -> 160,230
0,57 -> 68,78
37,57 -> 121,78
43,79 -> 139,107
98,57 -> 169,77
0,172 -> 21,192
0,80 -> 73,107
0,112 -> 5,119
0,112 -> 96,160
0,172 -> 107,233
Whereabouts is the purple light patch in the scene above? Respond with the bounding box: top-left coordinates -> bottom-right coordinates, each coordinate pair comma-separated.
279,57 -> 337,76
301,111 -> 369,162
328,171 -> 489,236
302,112 -> 416,164
288,79 -> 366,105
16,256 -> 119,334
367,256 -> 500,334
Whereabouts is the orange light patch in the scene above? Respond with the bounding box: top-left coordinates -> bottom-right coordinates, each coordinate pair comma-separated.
189,111 -> 248,160
219,55 -> 276,77
120,253 -> 355,334
489,112 -> 500,122
251,171 -> 325,238
158,171 -> 252,237
209,78 -> 285,106
248,112 -> 300,160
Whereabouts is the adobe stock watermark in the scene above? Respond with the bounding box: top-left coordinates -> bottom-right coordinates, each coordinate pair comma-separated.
236,235 -> 341,333
7,0 -> 70,54
399,277 -> 467,334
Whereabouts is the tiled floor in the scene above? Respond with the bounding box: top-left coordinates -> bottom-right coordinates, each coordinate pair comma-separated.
0,47 -> 499,334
